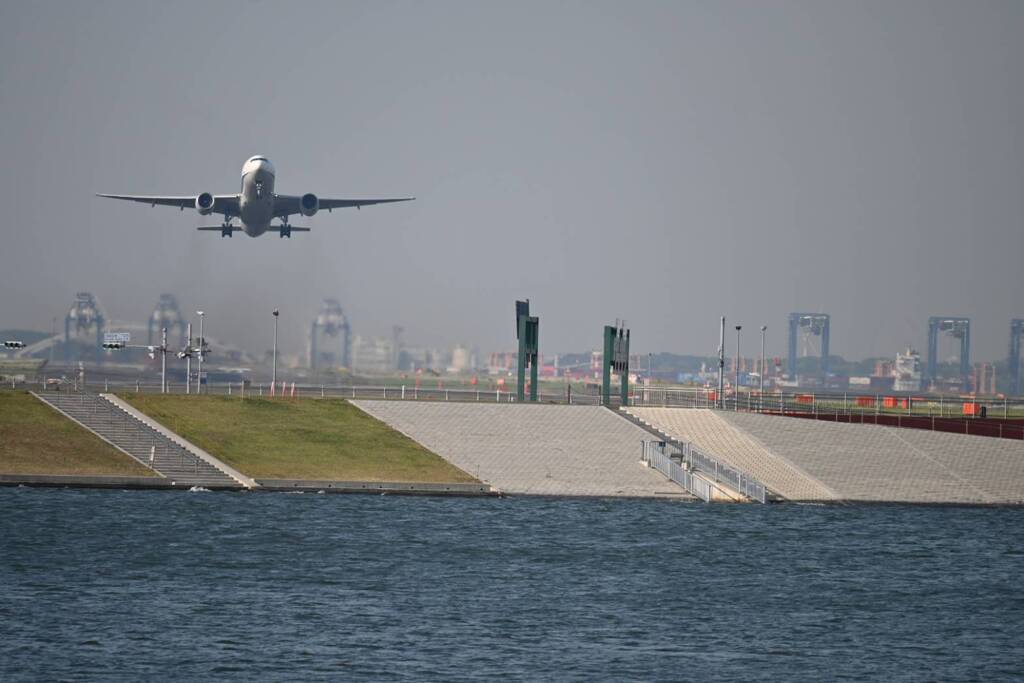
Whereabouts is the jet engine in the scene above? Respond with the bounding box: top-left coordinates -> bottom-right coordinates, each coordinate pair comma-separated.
195,192 -> 215,215
299,193 -> 319,217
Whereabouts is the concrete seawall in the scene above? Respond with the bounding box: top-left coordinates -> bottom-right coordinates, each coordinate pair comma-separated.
352,401 -> 691,498
626,407 -> 1024,505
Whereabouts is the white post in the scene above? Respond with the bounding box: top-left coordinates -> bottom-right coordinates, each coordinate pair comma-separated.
759,325 -> 766,412
196,310 -> 204,395
272,309 -> 279,387
734,324 -> 742,411
186,322 -> 192,395
161,327 -> 167,394
717,316 -> 726,409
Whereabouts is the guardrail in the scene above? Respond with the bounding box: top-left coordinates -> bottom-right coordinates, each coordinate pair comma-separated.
23,378 -> 1024,423
678,441 -> 767,503
641,441 -> 711,502
641,440 -> 767,504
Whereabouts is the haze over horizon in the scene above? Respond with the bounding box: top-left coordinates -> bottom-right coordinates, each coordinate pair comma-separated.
1,1 -> 1021,362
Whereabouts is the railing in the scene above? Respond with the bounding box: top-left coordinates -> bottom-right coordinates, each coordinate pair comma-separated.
25,378 -> 1024,411
21,379 -> 1024,434
641,440 -> 767,504
677,441 -> 767,504
641,441 -> 711,502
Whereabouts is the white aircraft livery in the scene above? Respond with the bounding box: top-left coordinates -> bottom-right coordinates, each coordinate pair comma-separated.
98,156 -> 413,238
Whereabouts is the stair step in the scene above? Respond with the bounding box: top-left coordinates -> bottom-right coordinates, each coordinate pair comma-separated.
34,392 -> 241,488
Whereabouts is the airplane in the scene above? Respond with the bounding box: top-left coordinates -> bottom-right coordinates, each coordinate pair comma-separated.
97,156 -> 413,238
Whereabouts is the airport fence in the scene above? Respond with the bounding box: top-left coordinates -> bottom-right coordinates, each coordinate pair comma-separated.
25,375 -> 1024,438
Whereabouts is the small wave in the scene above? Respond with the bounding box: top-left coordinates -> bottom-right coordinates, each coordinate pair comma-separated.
189,486 -> 211,493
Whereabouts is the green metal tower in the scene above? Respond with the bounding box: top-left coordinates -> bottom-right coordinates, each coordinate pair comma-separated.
602,323 -> 630,406
516,300 -> 539,402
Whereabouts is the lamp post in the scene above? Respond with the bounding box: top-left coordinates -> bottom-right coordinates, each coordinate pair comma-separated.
760,325 -> 767,411
735,325 -> 742,410
196,310 -> 204,395
648,352 -> 653,406
185,322 -> 192,395
161,327 -> 167,394
717,317 -> 725,409
272,309 -> 279,386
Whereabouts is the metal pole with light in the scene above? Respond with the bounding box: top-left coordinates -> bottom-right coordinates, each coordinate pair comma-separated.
717,317 -> 725,409
648,352 -> 652,405
196,310 -> 204,395
760,325 -> 767,411
735,325 -> 742,410
161,327 -> 167,394
272,309 -> 280,387
185,322 -> 192,395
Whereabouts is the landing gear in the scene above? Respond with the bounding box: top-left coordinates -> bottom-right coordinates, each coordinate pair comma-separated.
220,222 -> 234,238
279,223 -> 292,238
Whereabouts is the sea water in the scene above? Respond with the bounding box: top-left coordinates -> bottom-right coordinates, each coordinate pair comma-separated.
1,487 -> 1022,681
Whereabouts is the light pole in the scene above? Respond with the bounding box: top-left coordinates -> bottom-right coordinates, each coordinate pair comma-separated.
717,317 -> 725,409
272,309 -> 279,386
185,322 -> 192,395
735,325 -> 742,410
647,352 -> 652,406
196,310 -> 204,395
760,325 -> 767,411
161,327 -> 167,394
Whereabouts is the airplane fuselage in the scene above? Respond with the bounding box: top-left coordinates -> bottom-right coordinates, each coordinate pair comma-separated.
238,156 -> 276,237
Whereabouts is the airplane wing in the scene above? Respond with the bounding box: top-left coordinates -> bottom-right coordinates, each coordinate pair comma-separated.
96,194 -> 240,216
273,195 -> 414,217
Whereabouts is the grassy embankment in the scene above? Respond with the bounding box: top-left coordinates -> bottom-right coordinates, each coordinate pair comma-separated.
0,390 -> 155,476
121,394 -> 476,483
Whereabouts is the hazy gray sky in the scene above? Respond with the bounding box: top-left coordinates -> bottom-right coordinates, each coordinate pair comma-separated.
1,1 -> 1021,361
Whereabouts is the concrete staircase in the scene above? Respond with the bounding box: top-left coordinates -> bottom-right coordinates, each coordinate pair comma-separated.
33,392 -> 242,489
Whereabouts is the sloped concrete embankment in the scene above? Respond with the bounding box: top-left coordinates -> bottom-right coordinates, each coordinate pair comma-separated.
625,407 -> 1024,505
352,401 -> 690,498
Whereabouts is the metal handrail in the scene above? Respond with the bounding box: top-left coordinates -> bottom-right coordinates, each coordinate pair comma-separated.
678,441 -> 767,504
641,441 -> 710,502
642,440 -> 767,504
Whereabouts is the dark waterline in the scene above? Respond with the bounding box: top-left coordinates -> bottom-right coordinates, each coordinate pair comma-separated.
1,488 -> 1022,681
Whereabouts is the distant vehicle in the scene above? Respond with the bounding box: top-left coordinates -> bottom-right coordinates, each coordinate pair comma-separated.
98,156 -> 413,238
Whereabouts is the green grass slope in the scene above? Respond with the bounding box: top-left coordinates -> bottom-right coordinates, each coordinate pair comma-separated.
0,391 -> 155,476
122,395 -> 476,483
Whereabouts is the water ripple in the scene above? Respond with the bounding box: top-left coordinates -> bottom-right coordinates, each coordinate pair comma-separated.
0,488 -> 1022,681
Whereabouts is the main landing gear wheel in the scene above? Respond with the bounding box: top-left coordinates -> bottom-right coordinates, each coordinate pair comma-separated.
221,223 -> 234,238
